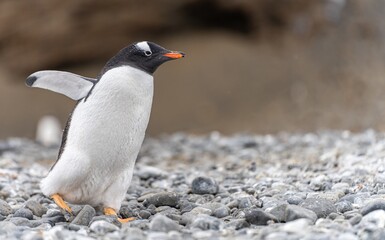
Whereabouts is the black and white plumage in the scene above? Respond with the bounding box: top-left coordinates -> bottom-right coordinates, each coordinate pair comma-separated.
26,41 -> 184,214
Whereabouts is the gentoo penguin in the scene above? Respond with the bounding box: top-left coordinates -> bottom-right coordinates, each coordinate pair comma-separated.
26,41 -> 184,222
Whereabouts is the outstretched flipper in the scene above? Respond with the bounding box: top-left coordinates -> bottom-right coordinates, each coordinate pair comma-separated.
26,70 -> 97,100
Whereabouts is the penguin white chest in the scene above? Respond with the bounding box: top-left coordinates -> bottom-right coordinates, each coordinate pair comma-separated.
70,66 -> 154,163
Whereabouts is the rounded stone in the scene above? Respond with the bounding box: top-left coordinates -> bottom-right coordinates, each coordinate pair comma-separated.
361,199 -> 385,216
142,192 -> 179,207
0,199 -> 12,216
300,197 -> 337,218
245,209 -> 278,225
149,214 -> 180,232
13,208 -> 34,220
139,210 -> 151,219
191,177 -> 219,195
190,215 -> 221,230
89,220 -> 119,234
25,200 -> 47,217
359,209 -> 385,228
213,206 -> 229,218
285,205 -> 318,223
335,201 -> 353,213
71,205 -> 96,226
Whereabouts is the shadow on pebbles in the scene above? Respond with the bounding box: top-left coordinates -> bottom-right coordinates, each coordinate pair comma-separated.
1,131 -> 385,239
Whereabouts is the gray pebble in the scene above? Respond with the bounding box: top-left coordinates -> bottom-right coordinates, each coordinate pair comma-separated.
9,217 -> 33,227
281,218 -> 311,233
25,200 -> 47,217
13,208 -> 33,220
300,197 -> 337,218
213,206 -> 229,218
361,199 -> 385,215
136,166 -> 167,180
0,199 -> 12,216
19,230 -> 44,240
238,196 -> 255,209
89,220 -> 119,234
143,192 -> 179,207
340,192 -> 370,204
285,205 -> 318,223
149,214 -> 180,232
286,196 -> 303,205
190,215 -> 222,230
90,215 -> 121,228
335,200 -> 353,213
349,214 -> 362,225
0,221 -> 19,235
226,200 -> 239,209
43,209 -> 63,218
36,215 -> 65,227
71,205 -> 95,226
309,175 -> 329,191
332,182 -> 350,192
224,219 -> 250,230
139,210 -> 151,219
327,212 -> 340,220
359,209 -> 385,228
121,227 -> 146,239
120,206 -> 136,219
128,219 -> 150,231
190,206 -> 212,215
261,197 -> 286,209
179,201 -> 198,214
245,209 -> 278,225
191,177 -> 218,195
268,204 -> 288,222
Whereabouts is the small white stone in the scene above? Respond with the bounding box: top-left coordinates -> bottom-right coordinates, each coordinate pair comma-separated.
359,209 -> 385,228
281,218 -> 310,233
36,115 -> 62,146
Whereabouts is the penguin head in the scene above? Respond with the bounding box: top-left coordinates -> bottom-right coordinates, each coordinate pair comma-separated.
101,41 -> 185,76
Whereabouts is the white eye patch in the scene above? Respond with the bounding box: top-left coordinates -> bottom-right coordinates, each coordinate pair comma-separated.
135,41 -> 152,54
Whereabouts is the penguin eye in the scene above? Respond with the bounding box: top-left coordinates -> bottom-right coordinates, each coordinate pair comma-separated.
144,50 -> 152,56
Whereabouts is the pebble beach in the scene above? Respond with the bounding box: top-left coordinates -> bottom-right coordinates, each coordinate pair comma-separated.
1,130 -> 385,239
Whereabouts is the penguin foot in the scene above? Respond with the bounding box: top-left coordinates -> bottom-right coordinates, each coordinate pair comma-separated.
103,207 -> 135,223
51,193 -> 72,214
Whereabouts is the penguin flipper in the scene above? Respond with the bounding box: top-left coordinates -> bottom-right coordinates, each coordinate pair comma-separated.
26,70 -> 97,100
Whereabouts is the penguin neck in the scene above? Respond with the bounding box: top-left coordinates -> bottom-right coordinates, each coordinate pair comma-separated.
97,65 -> 153,98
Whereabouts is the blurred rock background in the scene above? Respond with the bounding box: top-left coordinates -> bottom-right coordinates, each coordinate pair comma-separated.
1,0 -> 385,139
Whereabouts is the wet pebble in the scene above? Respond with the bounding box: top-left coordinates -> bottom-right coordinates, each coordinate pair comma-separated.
142,192 -> 179,207
4,131 -> 385,239
191,177 -> 218,195
71,205 -> 95,226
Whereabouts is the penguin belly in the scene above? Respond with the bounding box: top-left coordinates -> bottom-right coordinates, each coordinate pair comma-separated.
40,66 -> 154,210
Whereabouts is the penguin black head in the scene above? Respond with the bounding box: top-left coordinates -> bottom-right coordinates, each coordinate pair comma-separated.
101,41 -> 185,76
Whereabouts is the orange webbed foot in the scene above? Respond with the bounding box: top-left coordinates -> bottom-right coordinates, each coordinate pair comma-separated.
51,193 -> 72,214
103,207 -> 135,223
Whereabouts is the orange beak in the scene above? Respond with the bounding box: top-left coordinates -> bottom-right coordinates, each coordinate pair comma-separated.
163,52 -> 185,59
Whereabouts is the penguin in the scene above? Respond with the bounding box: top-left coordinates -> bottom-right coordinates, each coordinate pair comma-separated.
26,41 -> 184,222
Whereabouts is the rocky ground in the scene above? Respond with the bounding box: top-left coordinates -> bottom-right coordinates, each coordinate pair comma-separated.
1,130 -> 385,239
